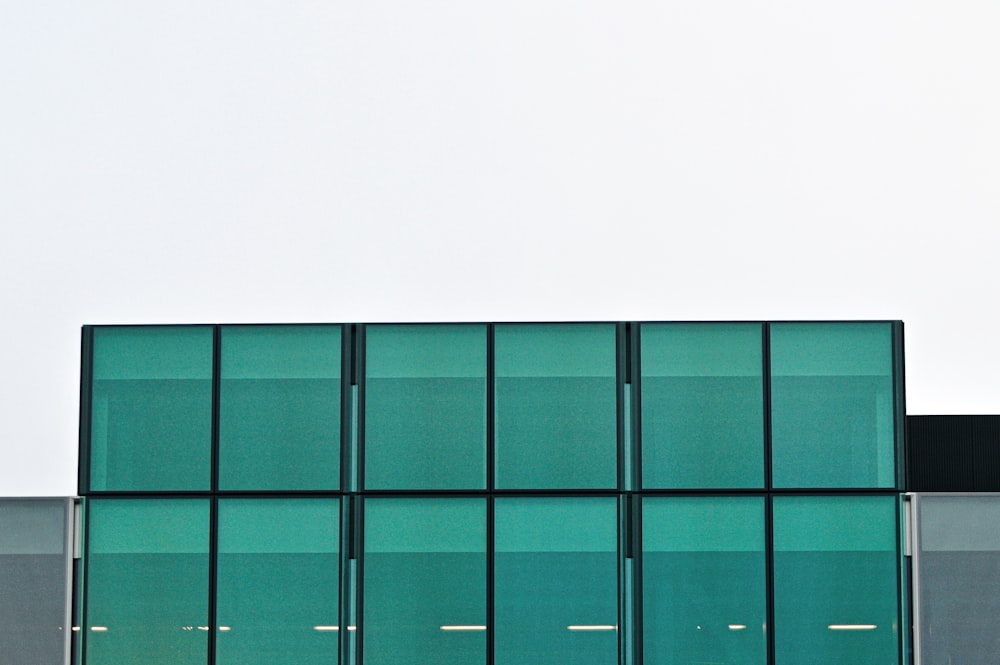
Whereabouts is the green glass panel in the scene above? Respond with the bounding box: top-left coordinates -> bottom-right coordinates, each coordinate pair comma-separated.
85,499 -> 209,665
219,326 -> 341,490
363,499 -> 485,665
365,325 -> 486,489
642,497 -> 766,665
773,496 -> 899,665
495,324 -> 617,489
770,323 -> 896,488
216,499 -> 339,665
90,327 -> 213,491
640,324 -> 764,489
495,498 -> 618,665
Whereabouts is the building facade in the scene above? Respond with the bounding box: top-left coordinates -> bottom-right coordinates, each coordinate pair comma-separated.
73,321 -> 907,665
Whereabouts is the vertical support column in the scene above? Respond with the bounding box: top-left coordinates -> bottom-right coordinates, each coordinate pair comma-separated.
762,323 -> 775,665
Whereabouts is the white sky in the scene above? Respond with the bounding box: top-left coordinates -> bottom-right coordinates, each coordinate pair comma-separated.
2,1 -> 998,496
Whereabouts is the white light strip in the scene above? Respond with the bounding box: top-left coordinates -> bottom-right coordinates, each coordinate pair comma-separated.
440,625 -> 487,631
828,624 -> 877,631
71,627 -> 80,632
567,625 -> 617,631
219,626 -> 231,632
314,626 -> 339,631
729,624 -> 747,631
90,627 -> 108,632
197,626 -> 209,631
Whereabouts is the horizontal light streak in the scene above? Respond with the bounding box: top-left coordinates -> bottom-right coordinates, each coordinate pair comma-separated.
567,625 -> 617,631
729,625 -> 747,631
90,627 -> 108,632
313,626 -> 357,632
219,626 -> 231,632
828,624 -> 877,631
440,625 -> 487,631
71,627 -> 80,632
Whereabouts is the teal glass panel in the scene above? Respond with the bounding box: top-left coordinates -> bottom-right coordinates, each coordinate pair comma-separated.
773,496 -> 899,665
365,325 -> 486,489
216,499 -> 339,665
770,323 -> 896,488
495,324 -> 617,489
642,497 -> 766,665
219,326 -> 341,490
495,498 -> 618,665
90,327 -> 213,491
363,499 -> 485,665
640,324 -> 764,488
85,499 -> 209,665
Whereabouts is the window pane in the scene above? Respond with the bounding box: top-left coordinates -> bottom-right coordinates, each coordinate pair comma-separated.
0,500 -> 70,665
219,326 -> 341,490
773,496 -> 899,665
90,327 -> 213,491
640,324 -> 763,488
363,499 -> 485,665
495,324 -> 617,489
495,498 -> 618,665
216,499 -> 340,665
85,499 -> 209,665
365,325 -> 486,489
915,495 -> 1000,665
770,323 -> 896,488
642,497 -> 765,665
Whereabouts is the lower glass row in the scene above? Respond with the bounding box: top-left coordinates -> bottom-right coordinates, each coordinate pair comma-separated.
81,496 -> 901,665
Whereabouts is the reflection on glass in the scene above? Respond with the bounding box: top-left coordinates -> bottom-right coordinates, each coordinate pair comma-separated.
640,323 -> 764,488
85,500 -> 209,665
216,499 -> 339,665
773,496 -> 899,665
363,499 -> 485,665
495,324 -> 617,489
495,498 -> 618,665
90,327 -> 213,491
770,323 -> 896,488
219,326 -> 341,490
365,325 -> 486,489
643,497 -> 766,665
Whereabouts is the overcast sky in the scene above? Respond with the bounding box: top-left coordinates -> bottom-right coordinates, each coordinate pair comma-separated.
2,1 -> 999,496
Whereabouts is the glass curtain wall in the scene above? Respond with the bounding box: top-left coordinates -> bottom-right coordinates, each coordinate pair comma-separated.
79,321 -> 905,665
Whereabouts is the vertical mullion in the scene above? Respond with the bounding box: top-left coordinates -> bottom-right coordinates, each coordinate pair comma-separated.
487,495 -> 495,665
79,500 -> 91,663
208,325 -> 221,665
631,323 -> 642,492
762,323 -> 775,665
78,327 -> 94,495
341,325 -> 354,492
356,325 -> 366,493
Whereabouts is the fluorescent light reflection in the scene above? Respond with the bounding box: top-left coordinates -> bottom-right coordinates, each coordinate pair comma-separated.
440,625 -> 486,631
71,627 -> 80,632
219,626 -> 231,632
197,626 -> 209,631
313,626 -> 356,632
828,624 -> 877,631
90,627 -> 108,632
729,625 -> 747,631
567,625 -> 617,631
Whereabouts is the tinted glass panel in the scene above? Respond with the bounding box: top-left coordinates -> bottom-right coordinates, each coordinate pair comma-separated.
90,327 -> 213,491
770,323 -> 895,488
495,324 -> 617,489
916,495 -> 1000,665
85,499 -> 209,665
363,499 -> 485,665
641,324 -> 763,488
365,325 -> 486,489
219,326 -> 341,490
216,499 -> 340,665
495,498 -> 618,665
773,496 -> 899,665
642,497 -> 766,665
0,500 -> 70,665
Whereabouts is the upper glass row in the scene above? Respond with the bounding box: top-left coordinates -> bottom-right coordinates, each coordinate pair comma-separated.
83,322 -> 902,492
